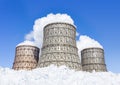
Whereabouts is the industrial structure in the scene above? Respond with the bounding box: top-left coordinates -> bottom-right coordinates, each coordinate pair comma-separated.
37,23 -> 82,70
12,45 -> 39,70
81,48 -> 107,72
12,22 -> 107,72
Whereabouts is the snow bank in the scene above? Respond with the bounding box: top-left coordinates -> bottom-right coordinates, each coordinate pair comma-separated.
0,65 -> 120,85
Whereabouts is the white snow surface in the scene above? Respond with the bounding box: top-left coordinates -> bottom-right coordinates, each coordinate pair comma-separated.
0,65 -> 120,85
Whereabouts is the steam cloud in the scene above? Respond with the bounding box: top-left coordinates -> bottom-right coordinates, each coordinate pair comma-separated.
22,13 -> 74,48
17,13 -> 103,58
77,35 -> 103,58
17,40 -> 36,47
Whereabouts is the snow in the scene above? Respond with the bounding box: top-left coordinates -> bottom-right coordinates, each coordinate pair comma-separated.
0,65 -> 120,85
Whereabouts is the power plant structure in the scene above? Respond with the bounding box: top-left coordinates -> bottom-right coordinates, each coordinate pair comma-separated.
12,45 -> 39,70
37,23 -> 82,70
12,22 -> 107,72
81,48 -> 107,72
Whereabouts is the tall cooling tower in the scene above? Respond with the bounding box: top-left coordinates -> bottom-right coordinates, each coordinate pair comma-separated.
37,22 -> 82,70
12,45 -> 39,70
81,48 -> 107,72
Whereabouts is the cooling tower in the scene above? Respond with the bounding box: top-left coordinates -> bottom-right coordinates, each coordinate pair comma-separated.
81,48 -> 107,72
12,45 -> 39,70
37,22 -> 82,70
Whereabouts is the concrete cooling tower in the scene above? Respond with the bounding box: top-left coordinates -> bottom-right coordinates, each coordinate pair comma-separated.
12,45 -> 39,70
81,48 -> 107,72
37,22 -> 82,70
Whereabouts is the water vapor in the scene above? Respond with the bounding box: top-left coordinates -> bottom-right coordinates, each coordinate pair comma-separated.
17,13 -> 103,59
77,35 -> 103,58
18,13 -> 74,47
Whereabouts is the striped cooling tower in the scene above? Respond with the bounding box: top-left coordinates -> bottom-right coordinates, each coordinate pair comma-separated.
81,48 -> 107,72
12,45 -> 39,70
37,22 -> 82,70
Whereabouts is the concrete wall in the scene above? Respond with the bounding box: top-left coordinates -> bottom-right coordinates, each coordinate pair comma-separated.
37,23 -> 82,70
12,45 -> 39,70
12,22 -> 107,72
81,48 -> 107,72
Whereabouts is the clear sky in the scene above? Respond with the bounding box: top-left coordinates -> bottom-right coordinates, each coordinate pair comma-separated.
0,0 -> 120,73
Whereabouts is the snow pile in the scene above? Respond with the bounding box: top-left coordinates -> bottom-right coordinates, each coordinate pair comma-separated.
0,65 -> 120,85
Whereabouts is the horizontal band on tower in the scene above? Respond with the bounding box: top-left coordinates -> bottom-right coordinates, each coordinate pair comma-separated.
39,60 -> 81,64
44,22 -> 76,30
42,44 -> 78,49
82,63 -> 106,66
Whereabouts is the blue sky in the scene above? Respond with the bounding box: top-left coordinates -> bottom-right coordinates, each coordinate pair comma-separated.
0,0 -> 120,73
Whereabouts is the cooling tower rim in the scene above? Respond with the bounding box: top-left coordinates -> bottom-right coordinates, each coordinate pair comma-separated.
44,22 -> 76,30
16,45 -> 40,50
81,47 -> 104,52
17,40 -> 39,47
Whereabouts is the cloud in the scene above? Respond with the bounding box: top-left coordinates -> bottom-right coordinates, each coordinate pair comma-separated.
17,13 -> 103,60
17,40 -> 36,47
17,13 -> 75,47
77,35 -> 103,59
25,31 -> 34,41
76,32 -> 80,36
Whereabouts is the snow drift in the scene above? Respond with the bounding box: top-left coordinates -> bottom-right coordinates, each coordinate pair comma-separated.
0,65 -> 120,85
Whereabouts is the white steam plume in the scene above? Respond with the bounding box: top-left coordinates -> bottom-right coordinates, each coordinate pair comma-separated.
77,35 -> 103,59
17,13 -> 103,60
76,32 -> 80,36
17,40 -> 36,47
17,13 -> 75,47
